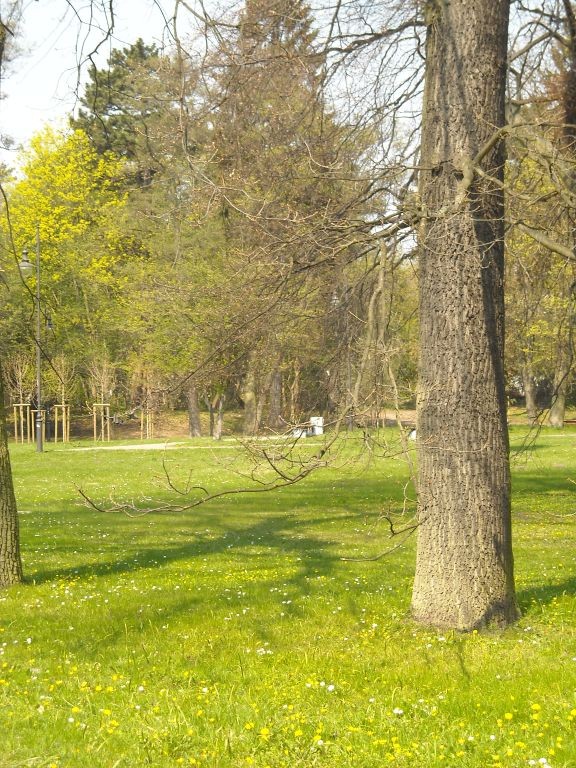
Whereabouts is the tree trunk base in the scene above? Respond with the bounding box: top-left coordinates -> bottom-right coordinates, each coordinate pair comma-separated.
411,599 -> 520,632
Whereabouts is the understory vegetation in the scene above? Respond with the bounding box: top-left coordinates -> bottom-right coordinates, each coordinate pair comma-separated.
1,426 -> 574,767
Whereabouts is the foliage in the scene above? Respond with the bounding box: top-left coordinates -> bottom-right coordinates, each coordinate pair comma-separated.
72,39 -> 168,169
2,3 -> 418,427
505,126 -> 576,414
204,0 -> 387,427
70,38 -> 249,414
3,127 -> 127,375
10,127 -> 124,249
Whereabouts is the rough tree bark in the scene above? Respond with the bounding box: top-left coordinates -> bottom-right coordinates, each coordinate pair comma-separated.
521,363 -> 538,423
267,366 -> 283,431
241,355 -> 258,436
549,0 -> 576,429
213,394 -> 225,441
549,346 -> 572,427
204,393 -> 225,438
412,0 -> 519,630
204,394 -> 215,437
185,382 -> 202,437
0,371 -> 23,587
289,361 -> 300,424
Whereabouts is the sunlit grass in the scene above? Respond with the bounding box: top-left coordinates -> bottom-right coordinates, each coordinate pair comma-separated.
0,427 -> 575,767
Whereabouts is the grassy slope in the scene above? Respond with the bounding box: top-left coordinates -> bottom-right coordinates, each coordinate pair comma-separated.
0,428 -> 574,767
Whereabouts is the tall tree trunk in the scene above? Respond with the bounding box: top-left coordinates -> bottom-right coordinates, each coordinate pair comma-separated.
213,395 -> 225,440
254,364 -> 276,433
254,387 -> 266,435
204,395 -> 215,438
0,371 -> 23,587
549,384 -> 567,427
186,382 -> 202,437
267,366 -> 283,431
549,1 -> 576,429
412,0 -> 519,630
289,361 -> 300,424
549,350 -> 571,427
521,363 -> 538,423
241,356 -> 258,436
352,251 -> 386,416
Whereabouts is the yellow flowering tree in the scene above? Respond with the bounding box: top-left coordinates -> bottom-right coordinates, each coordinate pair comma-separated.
4,127 -> 127,385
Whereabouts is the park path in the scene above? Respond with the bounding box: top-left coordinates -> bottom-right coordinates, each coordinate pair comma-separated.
66,438 -> 327,452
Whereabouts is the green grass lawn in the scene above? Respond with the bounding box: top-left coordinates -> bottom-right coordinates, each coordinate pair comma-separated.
1,427 -> 575,767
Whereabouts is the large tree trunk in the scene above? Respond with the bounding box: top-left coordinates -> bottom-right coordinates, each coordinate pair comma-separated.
548,0 -> 576,428
204,395 -> 215,437
549,352 -> 571,428
289,361 -> 301,424
521,363 -> 538,423
267,366 -> 283,431
255,364 -> 277,433
186,382 -> 202,437
549,2 -> 576,428
0,372 -> 23,587
241,357 -> 258,436
549,387 -> 567,427
213,394 -> 225,441
412,0 -> 519,630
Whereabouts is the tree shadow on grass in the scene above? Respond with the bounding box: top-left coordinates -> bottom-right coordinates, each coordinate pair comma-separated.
516,577 -> 576,612
20,469 -> 413,650
511,473 -> 576,515
25,512 -> 352,595
23,510 -> 381,654
22,465 -> 405,592
509,443 -> 548,459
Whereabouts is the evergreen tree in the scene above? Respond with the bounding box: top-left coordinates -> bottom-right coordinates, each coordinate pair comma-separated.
72,39 -> 161,161
71,39 -> 195,188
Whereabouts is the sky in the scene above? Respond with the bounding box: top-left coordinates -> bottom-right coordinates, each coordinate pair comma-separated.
0,0 -> 179,168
